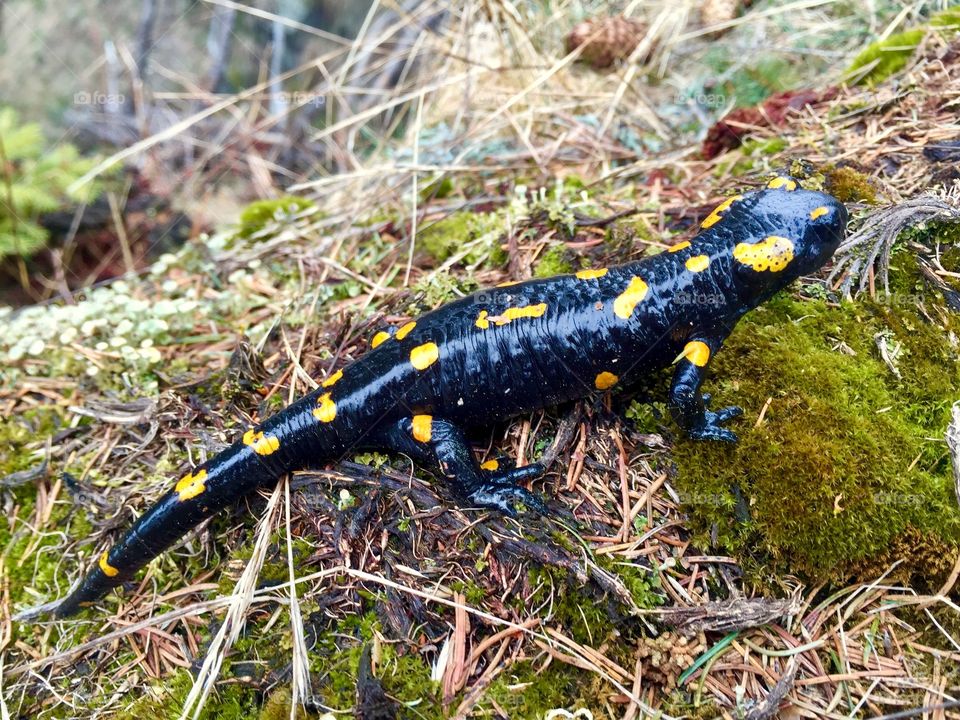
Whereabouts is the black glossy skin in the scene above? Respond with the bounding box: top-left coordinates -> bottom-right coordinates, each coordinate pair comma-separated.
55,177 -> 847,616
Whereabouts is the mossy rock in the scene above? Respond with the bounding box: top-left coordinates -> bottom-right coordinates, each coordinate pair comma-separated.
671,282 -> 960,587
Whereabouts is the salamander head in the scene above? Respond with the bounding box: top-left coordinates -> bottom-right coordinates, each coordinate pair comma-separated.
701,176 -> 847,304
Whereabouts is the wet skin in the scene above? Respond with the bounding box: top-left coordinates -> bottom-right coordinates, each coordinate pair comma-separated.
55,176 -> 847,616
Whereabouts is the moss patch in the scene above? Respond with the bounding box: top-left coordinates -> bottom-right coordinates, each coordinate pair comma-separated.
845,9 -> 960,86
417,211 -> 507,266
671,282 -> 960,586
534,244 -> 575,278
823,165 -> 878,204
236,196 -> 315,240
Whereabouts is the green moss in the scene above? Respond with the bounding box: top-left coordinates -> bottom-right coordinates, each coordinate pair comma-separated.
534,245 -> 575,278
846,9 -> 960,86
313,612 -> 441,715
845,29 -> 924,85
407,272 -> 478,312
480,660 -> 600,717
824,165 -> 878,204
112,669 -> 259,720
671,286 -> 960,586
237,196 -> 315,239
258,687 -> 312,720
417,211 -> 507,266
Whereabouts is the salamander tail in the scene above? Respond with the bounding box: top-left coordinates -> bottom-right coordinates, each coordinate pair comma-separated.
55,440 -> 279,617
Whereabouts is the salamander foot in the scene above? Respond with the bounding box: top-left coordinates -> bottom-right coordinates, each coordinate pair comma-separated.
688,406 -> 743,443
467,463 -> 547,516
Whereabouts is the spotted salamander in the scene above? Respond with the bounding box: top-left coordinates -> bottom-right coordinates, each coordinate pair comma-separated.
55,176 -> 847,616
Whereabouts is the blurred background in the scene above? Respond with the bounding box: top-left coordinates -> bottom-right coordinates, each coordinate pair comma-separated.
0,0 -> 933,306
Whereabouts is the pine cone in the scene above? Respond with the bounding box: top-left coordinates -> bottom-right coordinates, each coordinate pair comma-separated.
700,0 -> 741,30
566,16 -> 650,69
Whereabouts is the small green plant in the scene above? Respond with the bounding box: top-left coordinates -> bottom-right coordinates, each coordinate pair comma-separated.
0,107 -> 104,259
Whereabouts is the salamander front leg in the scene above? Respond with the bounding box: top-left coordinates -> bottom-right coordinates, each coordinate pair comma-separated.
379,416 -> 546,516
669,338 -> 742,443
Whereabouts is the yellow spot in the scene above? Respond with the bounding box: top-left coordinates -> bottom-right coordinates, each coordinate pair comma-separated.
321,368 -> 343,388
410,342 -> 439,370
175,469 -> 207,501
480,459 -> 499,471
412,414 -> 433,443
243,428 -> 280,456
685,255 -> 710,273
576,268 -> 608,280
497,280 -> 520,287
371,331 -> 391,348
767,176 -> 797,191
313,393 -> 337,423
668,241 -> 691,253
613,276 -> 649,319
477,303 -> 549,329
733,235 -> 795,273
395,321 -> 417,340
679,341 -> 711,367
497,303 -> 547,325
595,371 -> 619,390
99,551 -> 119,577
810,206 -> 829,220
701,195 -> 742,229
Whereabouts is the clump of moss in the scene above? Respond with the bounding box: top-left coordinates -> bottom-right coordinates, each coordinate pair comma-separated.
845,29 -> 925,86
824,165 -> 878,204
258,687 -> 311,720
846,8 -> 960,86
480,660 -> 601,717
313,612 -> 440,715
671,286 -> 960,586
417,211 -> 507,267
407,272 -> 478,311
113,669 -> 258,720
236,196 -> 315,239
534,244 -> 575,278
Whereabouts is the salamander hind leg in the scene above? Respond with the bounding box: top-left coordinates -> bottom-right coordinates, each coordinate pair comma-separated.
379,417 -> 547,516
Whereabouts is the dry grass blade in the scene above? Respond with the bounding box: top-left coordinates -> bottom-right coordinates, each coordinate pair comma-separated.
178,484 -> 284,720
283,477 -> 311,716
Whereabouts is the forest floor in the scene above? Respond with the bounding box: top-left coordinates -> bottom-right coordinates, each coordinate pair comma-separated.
3,2 -> 960,719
